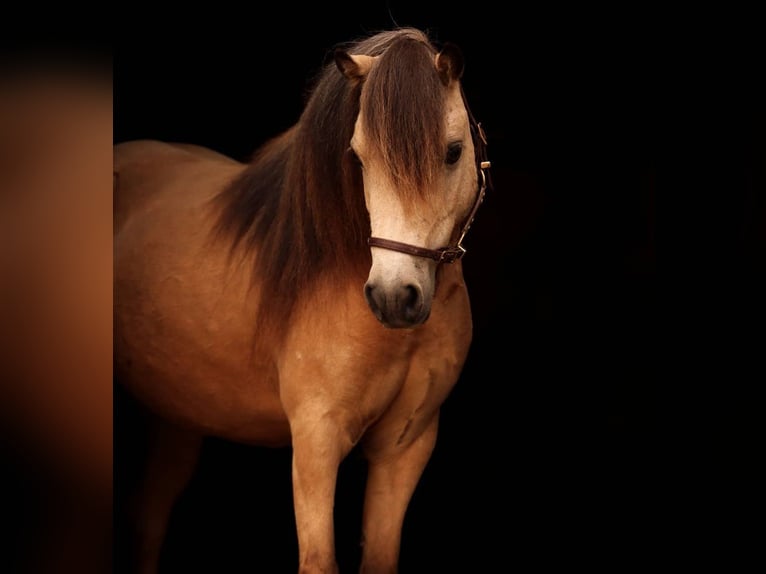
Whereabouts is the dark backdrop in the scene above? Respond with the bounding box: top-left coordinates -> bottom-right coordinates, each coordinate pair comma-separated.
114,4 -> 763,572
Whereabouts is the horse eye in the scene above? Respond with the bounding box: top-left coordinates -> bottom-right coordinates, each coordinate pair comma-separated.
445,142 -> 463,165
347,147 -> 363,168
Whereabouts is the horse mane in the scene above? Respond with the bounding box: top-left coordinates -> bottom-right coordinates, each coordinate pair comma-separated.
211,27 -> 447,344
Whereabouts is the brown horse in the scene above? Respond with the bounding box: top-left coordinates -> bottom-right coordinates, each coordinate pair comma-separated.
114,27 -> 490,573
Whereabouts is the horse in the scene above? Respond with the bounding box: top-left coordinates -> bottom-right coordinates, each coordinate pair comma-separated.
114,27 -> 490,573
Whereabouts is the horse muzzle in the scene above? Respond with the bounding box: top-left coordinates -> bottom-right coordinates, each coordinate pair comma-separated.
364,279 -> 431,328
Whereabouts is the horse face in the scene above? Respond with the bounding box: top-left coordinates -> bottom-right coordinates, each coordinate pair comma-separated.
339,48 -> 478,329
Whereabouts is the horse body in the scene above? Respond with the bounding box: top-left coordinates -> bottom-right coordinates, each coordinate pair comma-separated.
115,141 -> 289,444
116,140 -> 471,447
115,27 -> 488,573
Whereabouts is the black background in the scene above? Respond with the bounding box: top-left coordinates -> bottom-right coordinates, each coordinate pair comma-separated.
114,4 -> 763,572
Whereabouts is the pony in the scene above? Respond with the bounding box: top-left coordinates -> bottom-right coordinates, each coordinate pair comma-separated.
114,27 -> 490,573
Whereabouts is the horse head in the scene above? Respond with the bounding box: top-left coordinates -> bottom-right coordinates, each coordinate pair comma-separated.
336,37 -> 485,329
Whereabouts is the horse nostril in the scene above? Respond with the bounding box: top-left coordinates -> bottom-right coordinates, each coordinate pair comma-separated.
402,284 -> 418,306
400,284 -> 423,321
364,283 -> 382,317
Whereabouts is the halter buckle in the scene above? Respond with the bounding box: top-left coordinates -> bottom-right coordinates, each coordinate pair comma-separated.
437,245 -> 467,264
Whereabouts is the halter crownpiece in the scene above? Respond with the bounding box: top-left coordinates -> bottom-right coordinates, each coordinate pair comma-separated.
368,86 -> 492,264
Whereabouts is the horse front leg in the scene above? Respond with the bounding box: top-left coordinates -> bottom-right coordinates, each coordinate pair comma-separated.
359,413 -> 439,574
289,412 -> 356,574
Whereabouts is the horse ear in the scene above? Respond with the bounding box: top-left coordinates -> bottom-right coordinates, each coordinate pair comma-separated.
435,43 -> 464,86
335,50 -> 376,80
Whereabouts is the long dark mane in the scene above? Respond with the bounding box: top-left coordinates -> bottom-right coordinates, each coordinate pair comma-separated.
211,27 -> 446,342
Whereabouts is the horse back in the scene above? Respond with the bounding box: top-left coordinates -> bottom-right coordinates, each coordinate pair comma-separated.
113,139 -> 242,234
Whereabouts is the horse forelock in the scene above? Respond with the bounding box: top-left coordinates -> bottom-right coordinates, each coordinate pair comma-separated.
359,34 -> 446,200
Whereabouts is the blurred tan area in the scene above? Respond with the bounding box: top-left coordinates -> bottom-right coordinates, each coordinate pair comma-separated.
0,58 -> 112,573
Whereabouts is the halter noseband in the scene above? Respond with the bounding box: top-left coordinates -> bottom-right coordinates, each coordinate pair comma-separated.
367,87 -> 492,264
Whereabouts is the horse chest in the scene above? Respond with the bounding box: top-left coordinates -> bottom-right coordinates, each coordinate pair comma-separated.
279,282 -> 470,453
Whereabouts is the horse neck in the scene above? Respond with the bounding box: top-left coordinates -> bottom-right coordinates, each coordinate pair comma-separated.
282,122 -> 370,271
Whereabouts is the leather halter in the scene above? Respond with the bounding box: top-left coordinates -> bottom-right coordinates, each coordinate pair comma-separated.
367,86 -> 492,264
